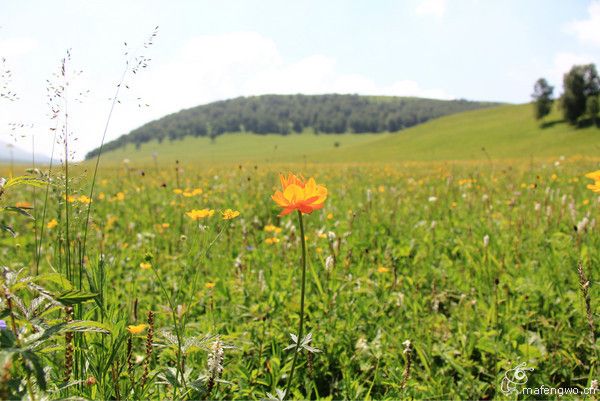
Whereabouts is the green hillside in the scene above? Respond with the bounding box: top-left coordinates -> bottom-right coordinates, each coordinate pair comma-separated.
85,94 -> 498,159
94,103 -> 600,165
330,103 -> 600,161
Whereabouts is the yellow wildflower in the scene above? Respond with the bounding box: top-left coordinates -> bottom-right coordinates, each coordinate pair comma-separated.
264,224 -> 282,233
585,170 -> 600,193
78,195 -> 91,204
377,266 -> 390,273
265,237 -> 280,245
127,324 -> 147,335
222,209 -> 240,220
47,218 -> 58,229
140,262 -> 152,270
205,282 -> 216,289
186,208 -> 215,220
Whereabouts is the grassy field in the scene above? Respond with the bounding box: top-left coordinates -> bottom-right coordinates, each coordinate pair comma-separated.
97,132 -> 388,165
95,103 -> 600,166
0,154 -> 599,399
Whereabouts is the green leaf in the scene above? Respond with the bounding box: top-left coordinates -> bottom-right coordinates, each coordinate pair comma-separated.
0,224 -> 16,237
396,245 -> 412,258
25,320 -> 111,349
22,350 -> 47,391
2,206 -> 34,219
64,320 -> 111,334
34,273 -> 74,292
4,176 -> 48,189
0,329 -> 17,349
56,290 -> 98,306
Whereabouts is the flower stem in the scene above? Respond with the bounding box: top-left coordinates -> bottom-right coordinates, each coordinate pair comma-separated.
284,210 -> 307,399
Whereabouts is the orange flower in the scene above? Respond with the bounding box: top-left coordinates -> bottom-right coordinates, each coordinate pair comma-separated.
271,173 -> 327,217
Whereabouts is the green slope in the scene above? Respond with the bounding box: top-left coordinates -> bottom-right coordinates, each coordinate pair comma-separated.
95,103 -> 599,165
326,103 -> 600,161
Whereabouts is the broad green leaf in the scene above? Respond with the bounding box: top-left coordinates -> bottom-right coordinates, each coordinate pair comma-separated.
56,289 -> 98,306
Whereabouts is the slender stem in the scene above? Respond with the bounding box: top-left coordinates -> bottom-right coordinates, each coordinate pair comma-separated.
284,210 -> 307,398
35,127 -> 57,272
64,100 -> 71,281
150,265 -> 187,394
81,65 -> 128,264
31,137 -> 38,275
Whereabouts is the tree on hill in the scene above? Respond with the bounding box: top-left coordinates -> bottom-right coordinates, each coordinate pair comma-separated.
561,64 -> 600,125
587,95 -> 599,125
531,78 -> 554,122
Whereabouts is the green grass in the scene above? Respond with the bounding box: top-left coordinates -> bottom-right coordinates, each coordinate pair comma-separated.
97,103 -> 600,165
2,159 -> 599,400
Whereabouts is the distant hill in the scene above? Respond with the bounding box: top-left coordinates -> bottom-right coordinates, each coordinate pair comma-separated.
92,103 -> 600,165
85,94 -> 499,159
0,140 -> 51,164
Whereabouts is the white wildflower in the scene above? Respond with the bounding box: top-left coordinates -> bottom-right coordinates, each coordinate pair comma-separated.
207,337 -> 224,379
325,255 -> 334,272
577,216 -> 589,233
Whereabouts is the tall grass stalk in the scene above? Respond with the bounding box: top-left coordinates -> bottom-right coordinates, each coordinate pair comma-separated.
81,26 -> 158,268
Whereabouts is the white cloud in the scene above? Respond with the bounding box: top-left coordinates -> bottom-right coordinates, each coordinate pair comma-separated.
564,1 -> 600,46
0,37 -> 38,59
415,0 -> 447,18
134,31 -> 452,120
546,52 -> 600,87
0,31 -> 451,160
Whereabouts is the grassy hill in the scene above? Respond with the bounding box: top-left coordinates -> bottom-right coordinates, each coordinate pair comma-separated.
85,94 -> 498,159
329,103 -> 600,162
93,103 -> 600,165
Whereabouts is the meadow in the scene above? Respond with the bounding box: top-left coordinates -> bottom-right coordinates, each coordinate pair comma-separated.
0,154 -> 599,400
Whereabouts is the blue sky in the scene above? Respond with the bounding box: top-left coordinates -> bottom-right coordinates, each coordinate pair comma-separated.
1,0 -> 599,158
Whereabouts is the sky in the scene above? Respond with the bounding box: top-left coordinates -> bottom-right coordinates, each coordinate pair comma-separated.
0,0 -> 599,159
